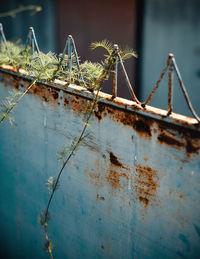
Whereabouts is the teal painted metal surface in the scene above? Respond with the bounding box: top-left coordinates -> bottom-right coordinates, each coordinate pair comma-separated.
0,68 -> 200,258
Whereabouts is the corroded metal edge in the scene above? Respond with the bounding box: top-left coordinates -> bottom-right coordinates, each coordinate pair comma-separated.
0,64 -> 199,133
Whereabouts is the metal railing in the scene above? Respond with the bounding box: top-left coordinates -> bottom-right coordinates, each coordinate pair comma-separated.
0,23 -> 199,124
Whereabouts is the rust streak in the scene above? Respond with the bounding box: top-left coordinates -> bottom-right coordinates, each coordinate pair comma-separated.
186,140 -> 199,154
158,132 -> 184,148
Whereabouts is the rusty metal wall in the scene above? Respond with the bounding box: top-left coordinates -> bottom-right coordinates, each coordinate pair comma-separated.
0,68 -> 200,258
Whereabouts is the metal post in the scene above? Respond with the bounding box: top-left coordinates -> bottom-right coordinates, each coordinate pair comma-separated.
67,36 -> 72,82
30,27 -> 40,53
25,27 -> 40,54
167,54 -> 174,116
69,35 -> 86,87
115,45 -> 140,104
112,44 -> 118,98
172,57 -> 200,123
0,23 -> 6,44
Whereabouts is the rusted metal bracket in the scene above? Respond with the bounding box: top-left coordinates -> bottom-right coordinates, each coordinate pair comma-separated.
142,54 -> 200,123
112,44 -> 140,104
60,35 -> 86,86
25,27 -> 40,54
0,23 -> 6,44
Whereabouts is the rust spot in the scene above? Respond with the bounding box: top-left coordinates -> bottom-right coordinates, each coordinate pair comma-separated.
106,169 -> 128,189
179,194 -> 183,199
144,158 -> 148,162
139,196 -> 149,206
158,132 -> 184,148
109,152 -> 123,167
96,194 -> 105,201
12,78 -> 20,89
134,164 -> 159,208
94,103 -> 105,121
53,92 -> 58,99
133,119 -> 151,136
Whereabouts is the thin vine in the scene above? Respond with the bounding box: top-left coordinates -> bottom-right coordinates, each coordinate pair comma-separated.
39,42 -> 136,258
0,38 -> 136,258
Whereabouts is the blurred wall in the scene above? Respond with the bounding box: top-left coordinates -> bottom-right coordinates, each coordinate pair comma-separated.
0,0 -> 56,52
141,0 -> 200,117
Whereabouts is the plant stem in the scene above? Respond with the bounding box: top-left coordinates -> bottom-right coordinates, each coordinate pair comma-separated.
0,79 -> 37,124
43,54 -> 115,259
44,226 -> 53,259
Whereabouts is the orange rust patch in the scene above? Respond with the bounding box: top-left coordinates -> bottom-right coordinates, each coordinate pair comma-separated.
106,169 -> 128,189
134,164 -> 159,208
30,83 -> 60,105
63,97 -> 69,107
106,107 -> 153,137
71,97 -> 84,113
144,158 -> 149,162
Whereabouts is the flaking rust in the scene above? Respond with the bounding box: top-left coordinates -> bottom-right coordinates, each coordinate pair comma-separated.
1,68 -> 200,156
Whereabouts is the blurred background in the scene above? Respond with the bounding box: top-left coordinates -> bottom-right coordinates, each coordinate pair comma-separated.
0,0 -> 200,117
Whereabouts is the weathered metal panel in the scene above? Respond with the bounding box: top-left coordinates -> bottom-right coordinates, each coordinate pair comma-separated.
0,67 -> 200,258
